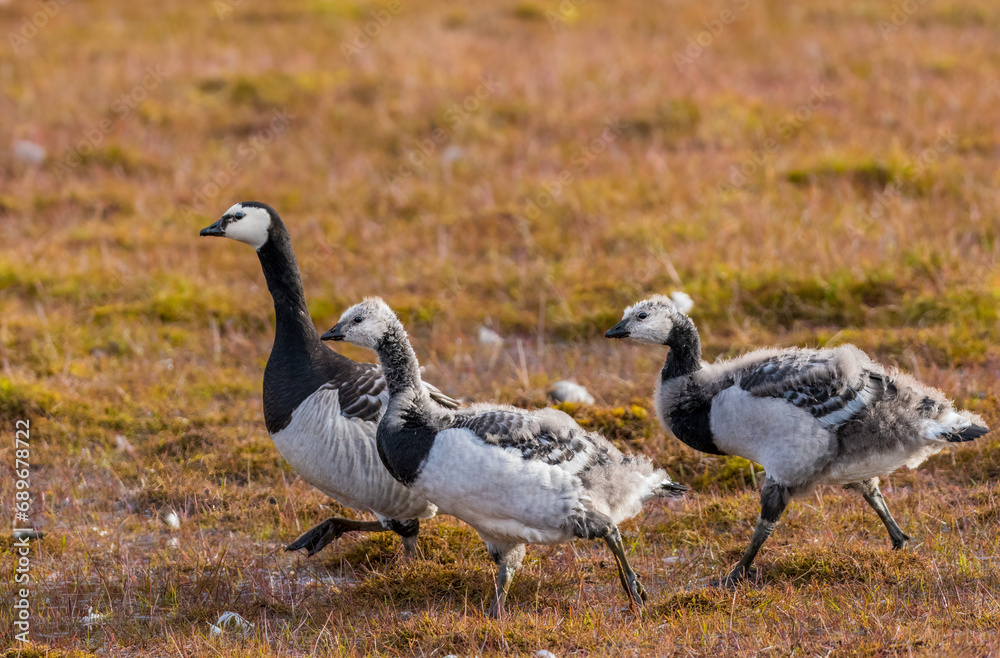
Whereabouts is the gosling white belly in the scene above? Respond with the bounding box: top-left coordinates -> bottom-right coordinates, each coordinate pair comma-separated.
410,428 -> 583,545
709,386 -> 835,487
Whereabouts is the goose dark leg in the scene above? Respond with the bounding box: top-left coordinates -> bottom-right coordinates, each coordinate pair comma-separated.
285,517 -> 390,556
385,518 -> 421,557
716,477 -> 791,588
846,478 -> 910,549
604,525 -> 648,608
486,542 -> 526,618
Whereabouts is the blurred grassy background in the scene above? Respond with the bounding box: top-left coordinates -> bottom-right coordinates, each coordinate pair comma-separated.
1,0 -> 999,654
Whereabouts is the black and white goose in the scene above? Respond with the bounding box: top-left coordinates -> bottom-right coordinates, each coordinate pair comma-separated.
322,297 -> 686,617
606,295 -> 989,587
199,202 -> 459,556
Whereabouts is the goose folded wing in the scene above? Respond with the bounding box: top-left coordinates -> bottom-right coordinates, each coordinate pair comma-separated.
453,409 -> 609,470
320,361 -> 388,422
738,352 -> 896,429
322,362 -> 460,422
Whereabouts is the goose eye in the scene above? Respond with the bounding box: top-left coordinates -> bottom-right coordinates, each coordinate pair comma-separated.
353,316 -> 363,323
234,211 -> 244,219
637,312 -> 648,320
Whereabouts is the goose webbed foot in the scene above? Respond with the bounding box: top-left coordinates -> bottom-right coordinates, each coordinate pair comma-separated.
710,565 -> 754,589
890,533 -> 912,550
285,517 -> 387,556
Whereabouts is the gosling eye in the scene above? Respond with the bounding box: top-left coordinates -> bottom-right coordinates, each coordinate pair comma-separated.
353,316 -> 363,323
637,312 -> 648,320
233,211 -> 245,219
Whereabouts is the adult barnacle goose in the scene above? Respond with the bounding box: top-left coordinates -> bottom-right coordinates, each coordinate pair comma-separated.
199,202 -> 459,556
606,295 -> 989,587
322,297 -> 687,617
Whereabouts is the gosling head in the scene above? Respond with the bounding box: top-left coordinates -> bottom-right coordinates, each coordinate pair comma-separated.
199,201 -> 277,250
322,297 -> 400,351
605,295 -> 688,345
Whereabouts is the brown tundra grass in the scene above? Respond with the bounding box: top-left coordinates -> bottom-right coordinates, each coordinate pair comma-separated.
1,0 -> 999,655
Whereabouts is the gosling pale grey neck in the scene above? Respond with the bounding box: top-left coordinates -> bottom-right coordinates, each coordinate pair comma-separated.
662,316 -> 703,381
375,324 -> 427,400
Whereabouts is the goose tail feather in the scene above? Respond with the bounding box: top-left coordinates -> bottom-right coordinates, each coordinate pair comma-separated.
655,480 -> 689,498
945,423 -> 989,443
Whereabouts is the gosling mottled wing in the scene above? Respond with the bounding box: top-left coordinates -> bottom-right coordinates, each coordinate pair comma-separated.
453,407 -> 611,472
737,348 -> 896,431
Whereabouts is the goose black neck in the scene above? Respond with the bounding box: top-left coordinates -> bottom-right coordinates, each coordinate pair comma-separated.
375,325 -> 425,399
256,233 -> 318,348
662,316 -> 703,381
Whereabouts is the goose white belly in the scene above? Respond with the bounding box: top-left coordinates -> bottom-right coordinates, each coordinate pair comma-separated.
270,388 -> 437,521
410,428 -> 583,545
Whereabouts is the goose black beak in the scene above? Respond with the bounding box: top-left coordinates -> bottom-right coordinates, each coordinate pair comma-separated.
321,322 -> 346,341
605,320 -> 630,339
199,218 -> 226,237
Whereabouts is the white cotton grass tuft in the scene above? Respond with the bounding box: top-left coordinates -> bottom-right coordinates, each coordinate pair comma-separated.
670,290 -> 694,314
209,611 -> 255,638
478,325 -> 504,346
13,139 -> 46,165
162,510 -> 180,529
80,607 -> 109,626
548,380 -> 595,405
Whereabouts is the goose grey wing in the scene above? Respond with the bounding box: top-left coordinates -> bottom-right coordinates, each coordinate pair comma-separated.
320,361 -> 388,422
738,351 -> 895,429
323,361 -> 460,421
453,409 -> 609,469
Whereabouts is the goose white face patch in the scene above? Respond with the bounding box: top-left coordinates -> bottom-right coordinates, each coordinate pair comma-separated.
224,204 -> 271,249
627,311 -> 674,344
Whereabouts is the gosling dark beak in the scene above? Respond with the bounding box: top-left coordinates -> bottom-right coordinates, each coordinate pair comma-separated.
605,320 -> 630,339
321,322 -> 346,341
199,218 -> 226,237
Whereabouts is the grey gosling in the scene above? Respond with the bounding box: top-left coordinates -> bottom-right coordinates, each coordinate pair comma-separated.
322,297 -> 687,617
606,295 -> 989,587
200,202 -> 459,557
